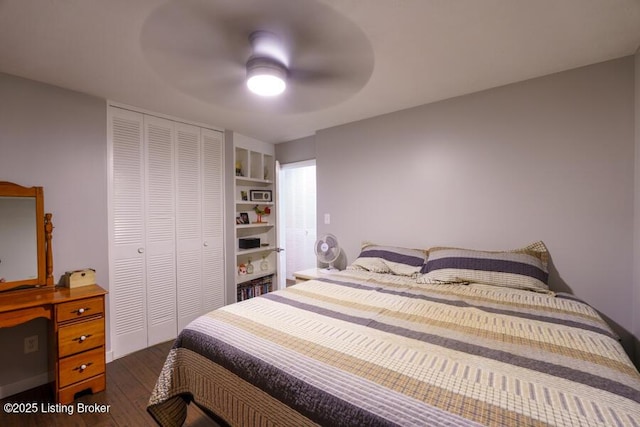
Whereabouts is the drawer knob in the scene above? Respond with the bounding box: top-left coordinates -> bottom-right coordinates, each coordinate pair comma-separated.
72,307 -> 90,315
73,334 -> 92,342
74,362 -> 93,372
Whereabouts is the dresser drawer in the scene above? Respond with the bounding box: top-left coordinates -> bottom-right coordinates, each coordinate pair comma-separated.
58,346 -> 105,388
58,317 -> 105,358
56,296 -> 104,323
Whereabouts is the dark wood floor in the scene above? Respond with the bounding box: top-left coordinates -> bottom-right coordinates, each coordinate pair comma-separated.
0,341 -> 220,427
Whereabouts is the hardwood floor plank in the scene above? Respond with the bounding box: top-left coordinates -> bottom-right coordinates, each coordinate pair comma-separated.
0,341 -> 220,427
93,381 -> 154,427
123,350 -> 166,393
107,355 -> 152,403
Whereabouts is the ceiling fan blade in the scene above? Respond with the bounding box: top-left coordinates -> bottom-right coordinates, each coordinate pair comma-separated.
290,68 -> 340,83
140,0 -> 374,113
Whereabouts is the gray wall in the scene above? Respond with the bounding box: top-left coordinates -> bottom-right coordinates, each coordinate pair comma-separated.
275,135 -> 316,165
0,72 -> 108,396
307,57 -> 637,356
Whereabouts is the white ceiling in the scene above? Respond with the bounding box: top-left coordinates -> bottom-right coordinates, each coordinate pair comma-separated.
1,0 -> 639,143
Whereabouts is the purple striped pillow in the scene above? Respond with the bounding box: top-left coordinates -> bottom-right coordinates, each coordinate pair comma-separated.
417,242 -> 549,291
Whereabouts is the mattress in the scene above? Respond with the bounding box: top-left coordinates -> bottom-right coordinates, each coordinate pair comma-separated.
148,270 -> 640,426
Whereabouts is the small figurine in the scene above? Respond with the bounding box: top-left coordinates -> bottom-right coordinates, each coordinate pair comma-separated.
260,255 -> 269,271
238,263 -> 247,275
253,205 -> 271,223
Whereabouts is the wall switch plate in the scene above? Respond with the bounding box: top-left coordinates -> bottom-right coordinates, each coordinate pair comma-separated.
24,335 -> 38,354
324,213 -> 331,225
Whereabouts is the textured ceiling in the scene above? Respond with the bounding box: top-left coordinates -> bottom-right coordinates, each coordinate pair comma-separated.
0,0 -> 639,143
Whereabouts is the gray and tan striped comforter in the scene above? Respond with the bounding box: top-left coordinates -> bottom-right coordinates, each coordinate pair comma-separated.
148,270 -> 640,426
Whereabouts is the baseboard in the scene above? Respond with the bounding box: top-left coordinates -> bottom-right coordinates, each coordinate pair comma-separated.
106,348 -> 114,363
0,372 -> 49,400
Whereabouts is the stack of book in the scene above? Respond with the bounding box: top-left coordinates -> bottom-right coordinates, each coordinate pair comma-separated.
237,274 -> 273,301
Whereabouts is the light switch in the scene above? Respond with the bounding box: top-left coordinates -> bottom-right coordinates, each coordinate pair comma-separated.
324,213 -> 331,225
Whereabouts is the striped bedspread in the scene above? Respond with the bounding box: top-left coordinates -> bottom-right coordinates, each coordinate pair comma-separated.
148,270 -> 640,426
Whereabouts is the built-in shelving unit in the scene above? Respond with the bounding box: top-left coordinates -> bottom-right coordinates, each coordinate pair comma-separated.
233,142 -> 278,301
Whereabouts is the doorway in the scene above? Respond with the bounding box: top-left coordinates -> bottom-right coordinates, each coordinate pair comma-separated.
278,160 -> 317,285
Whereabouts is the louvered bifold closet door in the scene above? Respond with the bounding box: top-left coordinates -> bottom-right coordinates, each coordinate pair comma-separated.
175,123 -> 204,331
110,107 -> 225,357
201,129 -> 225,313
144,116 -> 177,346
109,108 -> 148,358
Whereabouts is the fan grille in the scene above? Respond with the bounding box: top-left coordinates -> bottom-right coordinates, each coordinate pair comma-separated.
315,233 -> 340,265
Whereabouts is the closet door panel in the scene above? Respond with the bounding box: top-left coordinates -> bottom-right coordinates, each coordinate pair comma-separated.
144,116 -> 177,345
175,123 -> 203,330
176,250 -> 201,330
110,106 -> 226,357
109,108 -> 147,358
202,129 -> 225,312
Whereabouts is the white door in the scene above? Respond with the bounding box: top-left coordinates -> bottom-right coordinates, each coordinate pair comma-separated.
175,125 -> 225,328
110,110 -> 179,355
278,160 -> 317,284
175,123 -> 204,331
275,161 -> 285,289
201,129 -> 225,312
109,108 -> 148,358
110,106 -> 226,357
144,116 -> 177,346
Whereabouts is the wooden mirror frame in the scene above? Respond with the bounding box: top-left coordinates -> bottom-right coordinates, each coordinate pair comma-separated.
0,181 -> 54,292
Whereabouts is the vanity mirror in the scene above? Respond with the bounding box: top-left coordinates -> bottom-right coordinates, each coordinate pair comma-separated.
0,181 -> 53,292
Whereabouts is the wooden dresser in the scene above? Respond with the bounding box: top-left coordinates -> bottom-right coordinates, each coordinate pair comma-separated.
0,182 -> 107,403
0,284 -> 107,404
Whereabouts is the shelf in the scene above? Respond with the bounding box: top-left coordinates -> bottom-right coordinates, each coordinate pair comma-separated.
236,200 -> 274,206
234,143 -> 277,302
236,223 -> 273,229
237,246 -> 276,256
236,269 -> 276,285
235,176 -> 273,186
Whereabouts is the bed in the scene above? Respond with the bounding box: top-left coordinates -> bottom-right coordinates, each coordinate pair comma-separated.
148,243 -> 640,427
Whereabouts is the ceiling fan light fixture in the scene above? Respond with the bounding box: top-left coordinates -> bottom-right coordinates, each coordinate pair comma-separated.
246,57 -> 287,97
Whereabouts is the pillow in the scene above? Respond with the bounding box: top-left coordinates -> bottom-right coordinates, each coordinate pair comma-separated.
348,242 -> 427,276
417,241 -> 549,291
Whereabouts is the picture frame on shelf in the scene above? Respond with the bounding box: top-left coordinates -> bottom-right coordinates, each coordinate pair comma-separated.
240,190 -> 248,201
250,190 -> 272,202
239,212 -> 249,224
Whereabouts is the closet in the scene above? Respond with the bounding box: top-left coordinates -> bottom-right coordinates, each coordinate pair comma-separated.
108,106 -> 224,358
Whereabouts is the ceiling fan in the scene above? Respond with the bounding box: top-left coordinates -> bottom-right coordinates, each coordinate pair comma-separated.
140,0 -> 374,113
245,30 -> 289,97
